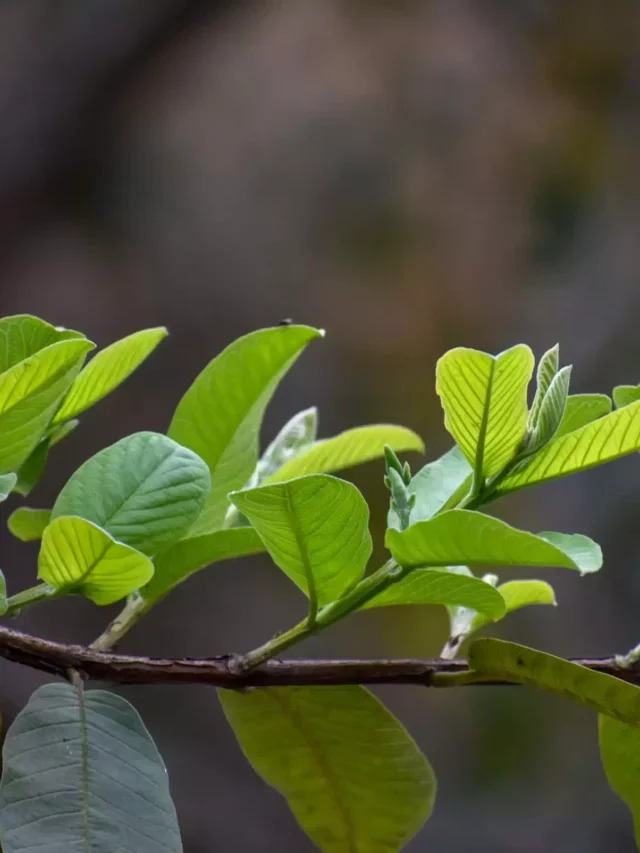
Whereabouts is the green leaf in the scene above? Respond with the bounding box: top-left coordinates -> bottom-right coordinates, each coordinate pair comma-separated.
220,685 -> 435,853
362,568 -> 506,620
0,337 -> 94,474
524,365 -> 571,453
388,445 -> 471,530
8,507 -> 51,542
0,473 -> 16,502
265,424 -> 424,484
169,325 -> 322,534
230,475 -> 371,606
436,345 -> 534,484
39,516 -> 154,605
555,393 -> 612,437
613,385 -> 640,410
528,344 -> 559,428
52,431 -> 211,556
13,436 -> 51,497
141,526 -> 265,607
249,407 -> 318,487
386,509 -> 601,574
599,714 -> 640,848
0,571 -> 7,615
0,683 -> 182,853
469,639 -> 640,726
0,314 -> 84,372
468,579 -> 556,633
496,399 -> 640,496
53,327 -> 168,424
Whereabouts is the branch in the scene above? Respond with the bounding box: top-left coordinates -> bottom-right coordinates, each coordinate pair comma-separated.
0,624 -> 637,688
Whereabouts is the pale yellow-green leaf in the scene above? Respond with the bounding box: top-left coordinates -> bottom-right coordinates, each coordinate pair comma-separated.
555,393 -> 612,437
8,507 -> 52,542
470,579 -> 556,632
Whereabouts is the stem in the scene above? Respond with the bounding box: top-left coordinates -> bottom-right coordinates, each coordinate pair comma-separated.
91,593 -> 147,651
6,583 -> 58,614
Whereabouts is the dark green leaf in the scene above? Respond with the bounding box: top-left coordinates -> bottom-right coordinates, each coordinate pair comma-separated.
52,431 -> 211,556
0,571 -> 7,615
599,714 -> 640,848
0,683 -> 182,852
220,685 -> 435,853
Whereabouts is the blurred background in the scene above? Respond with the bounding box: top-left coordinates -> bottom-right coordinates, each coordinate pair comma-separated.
1,1 -> 640,849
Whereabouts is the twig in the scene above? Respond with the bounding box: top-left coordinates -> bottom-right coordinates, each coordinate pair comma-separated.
0,625 -> 636,688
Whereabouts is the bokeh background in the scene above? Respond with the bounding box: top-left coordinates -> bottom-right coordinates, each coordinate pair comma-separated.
1,1 -> 640,850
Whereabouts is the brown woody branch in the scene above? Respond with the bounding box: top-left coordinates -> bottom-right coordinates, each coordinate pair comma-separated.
0,624 -> 636,688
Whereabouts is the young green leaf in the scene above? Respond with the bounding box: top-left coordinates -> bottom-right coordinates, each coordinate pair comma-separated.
613,384 -> 640,410
0,473 -> 16,502
555,393 -> 612,437
0,683 -> 182,853
496,399 -> 640,497
436,345 -> 534,485
169,325 -> 322,534
264,424 -> 424,484
8,507 -> 52,542
386,510 -> 601,574
0,314 -> 84,372
466,579 -> 556,634
230,475 -> 371,607
469,639 -> 640,726
248,406 -> 318,487
53,326 -> 168,424
0,337 -> 94,474
141,526 -> 265,607
39,516 -> 154,604
599,714 -> 640,848
527,344 -> 559,428
220,685 -> 435,853
524,365 -> 571,453
362,567 -> 506,621
0,570 -> 7,615
52,431 -> 211,556
388,445 -> 472,530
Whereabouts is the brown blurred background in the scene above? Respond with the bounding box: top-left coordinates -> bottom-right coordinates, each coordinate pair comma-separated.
1,1 -> 640,849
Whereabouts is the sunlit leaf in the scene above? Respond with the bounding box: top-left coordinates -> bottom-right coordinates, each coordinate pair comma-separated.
0,473 -> 16,502
53,327 -> 167,424
436,345 -> 534,483
0,683 -> 182,853
524,365 -> 571,453
231,475 -> 371,606
469,639 -> 640,726
142,527 -> 265,607
613,385 -> 640,410
362,567 -> 506,620
527,344 -> 559,428
0,337 -> 94,474
0,314 -> 84,372
467,579 -> 556,633
169,325 -> 322,534
555,393 -> 612,437
52,431 -> 211,557
388,445 -> 471,530
599,714 -> 640,848
39,516 -> 154,605
496,399 -> 640,496
265,424 -> 424,484
386,510 -> 601,574
220,685 -> 435,853
8,507 -> 51,542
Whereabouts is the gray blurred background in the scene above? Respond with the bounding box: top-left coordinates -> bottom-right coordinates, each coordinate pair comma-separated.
1,1 -> 640,849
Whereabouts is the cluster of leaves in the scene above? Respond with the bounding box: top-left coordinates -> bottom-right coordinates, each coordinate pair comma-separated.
1,317 -> 640,850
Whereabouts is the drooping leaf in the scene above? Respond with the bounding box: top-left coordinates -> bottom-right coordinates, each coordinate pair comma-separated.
388,445 -> 471,530
0,683 -> 182,853
362,567 -> 506,621
220,685 -> 435,853
53,327 -> 168,424
436,345 -> 534,484
386,510 -> 601,574
496,399 -> 640,496
39,515 -> 154,604
0,570 -> 7,615
169,325 -> 322,534
555,393 -> 612,437
466,579 -> 556,634
527,344 -> 559,428
141,526 -> 265,607
265,424 -> 424,484
0,337 -> 94,474
0,314 -> 84,372
613,385 -> 640,410
8,507 -> 51,542
52,431 -> 211,556
524,365 -> 571,453
0,473 -> 16,502
230,475 -> 371,606
599,714 -> 640,847
469,639 -> 640,726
